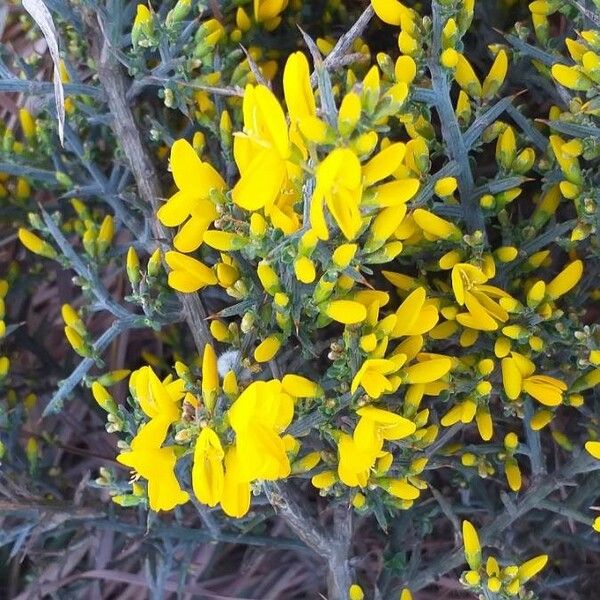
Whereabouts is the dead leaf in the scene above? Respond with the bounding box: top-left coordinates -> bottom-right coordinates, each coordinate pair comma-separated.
22,0 -> 65,145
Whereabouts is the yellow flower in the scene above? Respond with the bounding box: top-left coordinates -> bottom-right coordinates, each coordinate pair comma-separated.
293,451 -> 321,473
253,0 -> 288,24
311,148 -> 363,240
283,51 -> 315,125
126,246 -> 140,284
371,0 -> 414,26
530,409 -> 553,430
232,84 -> 289,211
192,427 -> 224,507
365,206 -> 407,253
384,478 -> 420,500
545,259 -> 583,300
362,142 -> 406,186
395,56 -> 417,85
117,417 -> 189,512
518,554 -> 548,583
201,344 -> 219,411
130,366 -> 182,423
0,356 -> 9,378
356,406 -> 416,443
391,286 -> 439,337
254,335 -> 282,362
19,108 -> 36,139
505,456 -> 522,491
552,64 -> 593,91
332,243 -> 358,269
585,441 -> 600,459
325,299 -> 367,325
454,54 -> 482,98
482,49 -> 508,98
338,432 -> 377,487
497,125 -> 516,170
165,251 -> 217,292
91,382 -> 117,413
282,374 -> 321,397
294,256 -> 316,283
203,231 -> 246,252
549,135 -> 583,185
157,140 -> 224,252
351,358 -> 398,398
462,520 -> 482,570
61,303 -> 85,335
404,357 -> 452,384
501,352 -> 567,405
312,469 -> 337,490
339,92 -> 362,136
257,260 -> 281,294
451,263 -> 511,331
18,228 -> 57,259
64,326 -> 90,357
220,446 -> 252,518
228,380 -> 293,481
434,177 -> 458,197
349,583 -> 364,600
413,209 -> 461,240
475,405 -> 493,441
133,3 -> 151,27
441,47 -> 459,69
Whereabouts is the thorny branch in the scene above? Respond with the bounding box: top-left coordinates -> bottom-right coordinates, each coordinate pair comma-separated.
400,451 -> 600,592
90,11 -> 212,356
264,481 -> 353,600
309,5 -> 375,86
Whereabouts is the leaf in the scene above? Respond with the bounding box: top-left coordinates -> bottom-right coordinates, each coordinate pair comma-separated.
506,104 -> 548,151
299,27 -> 337,126
474,176 -> 530,196
504,33 -> 568,67
22,0 -> 65,145
544,119 -> 600,140
463,96 -> 514,148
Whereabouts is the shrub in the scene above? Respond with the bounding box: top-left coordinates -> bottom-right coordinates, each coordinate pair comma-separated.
1,0 -> 599,598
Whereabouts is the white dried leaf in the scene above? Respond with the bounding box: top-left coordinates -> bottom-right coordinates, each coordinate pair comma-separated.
22,0 -> 65,145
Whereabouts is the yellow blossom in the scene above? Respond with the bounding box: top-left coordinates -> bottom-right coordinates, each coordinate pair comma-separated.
18,228 -> 57,259
311,148 -> 363,240
325,299 -> 367,325
351,358 -> 398,398
164,251 -> 217,292
482,49 -> 508,98
220,446 -> 251,518
518,554 -> 548,582
232,84 -> 289,211
546,260 -> 583,300
192,427 -> 224,507
157,140 -> 224,251
117,417 -> 189,512
462,520 -> 482,570
254,335 -> 281,362
372,0 -> 414,26
585,441 -> 600,459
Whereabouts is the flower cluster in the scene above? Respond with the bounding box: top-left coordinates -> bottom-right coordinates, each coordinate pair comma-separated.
5,0 -> 600,597
461,520 -> 548,597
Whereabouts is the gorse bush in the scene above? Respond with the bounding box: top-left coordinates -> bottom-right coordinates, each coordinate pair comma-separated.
1,0 -> 599,598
